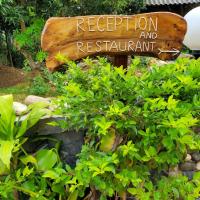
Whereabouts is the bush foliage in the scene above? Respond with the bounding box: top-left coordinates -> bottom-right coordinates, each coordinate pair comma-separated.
0,58 -> 200,200
53,57 -> 200,199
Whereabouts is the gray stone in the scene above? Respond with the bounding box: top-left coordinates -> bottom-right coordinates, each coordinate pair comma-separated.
26,117 -> 66,135
24,116 -> 85,167
182,171 -> 194,180
179,162 -> 196,171
185,154 -> 192,161
196,162 -> 200,171
187,149 -> 197,154
192,152 -> 200,162
13,102 -> 28,116
24,129 -> 84,167
52,130 -> 85,166
178,53 -> 194,59
148,58 -> 168,67
192,126 -> 200,134
168,166 -> 181,177
24,95 -> 50,105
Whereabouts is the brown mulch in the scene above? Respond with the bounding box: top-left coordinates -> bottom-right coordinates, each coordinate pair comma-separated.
0,65 -> 25,88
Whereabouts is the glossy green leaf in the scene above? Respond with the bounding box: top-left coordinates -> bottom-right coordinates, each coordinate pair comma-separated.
43,170 -> 59,179
100,129 -> 116,152
67,190 -> 78,200
16,102 -> 49,138
20,155 -> 37,165
0,95 -> 15,140
0,140 -> 14,170
22,180 -> 36,192
36,149 -> 58,171
0,159 -> 9,175
52,183 -> 65,195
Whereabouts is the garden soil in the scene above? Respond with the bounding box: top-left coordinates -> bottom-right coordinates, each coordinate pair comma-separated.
0,65 -> 25,88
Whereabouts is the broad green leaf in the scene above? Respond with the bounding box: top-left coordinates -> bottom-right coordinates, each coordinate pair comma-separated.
22,180 -> 36,192
43,170 -> 59,179
154,192 -> 161,200
162,137 -> 174,150
145,181 -> 153,191
145,146 -> 157,157
179,135 -> 194,145
36,149 -> 58,171
193,172 -> 200,181
0,140 -> 14,170
167,95 -> 179,110
0,158 -> 9,175
172,187 -> 179,198
95,117 -> 113,135
128,188 -> 137,195
67,190 -> 78,200
0,95 -> 16,140
100,129 -> 116,152
100,195 -> 107,200
23,166 -> 34,177
20,155 -> 37,165
52,183 -> 65,195
16,102 -> 49,138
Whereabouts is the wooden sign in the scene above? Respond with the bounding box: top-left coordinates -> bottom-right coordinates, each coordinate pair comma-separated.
41,12 -> 187,70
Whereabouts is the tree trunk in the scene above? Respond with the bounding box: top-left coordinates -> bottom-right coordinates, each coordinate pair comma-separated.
122,192 -> 127,200
113,55 -> 128,68
5,31 -> 14,67
19,0 -> 26,31
20,49 -> 40,69
16,0 -> 40,69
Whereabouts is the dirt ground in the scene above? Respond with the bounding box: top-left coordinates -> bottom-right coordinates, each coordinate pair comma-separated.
0,65 -> 25,88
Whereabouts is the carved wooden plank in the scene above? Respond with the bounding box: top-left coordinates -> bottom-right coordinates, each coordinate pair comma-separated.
41,12 -> 187,70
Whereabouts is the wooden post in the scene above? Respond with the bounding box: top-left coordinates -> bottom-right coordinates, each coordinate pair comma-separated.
113,55 -> 128,68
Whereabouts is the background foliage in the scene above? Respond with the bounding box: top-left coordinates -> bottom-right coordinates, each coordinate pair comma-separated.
0,0 -> 145,68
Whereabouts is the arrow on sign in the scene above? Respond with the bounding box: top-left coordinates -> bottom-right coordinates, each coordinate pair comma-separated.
158,48 -> 180,56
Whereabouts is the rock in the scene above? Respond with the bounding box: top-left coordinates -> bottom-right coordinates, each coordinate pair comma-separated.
196,162 -> 200,171
24,95 -> 50,105
192,152 -> 200,162
13,102 -> 28,116
24,116 -> 85,167
180,162 -> 196,171
178,53 -> 194,59
148,58 -> 168,67
185,154 -> 192,161
78,62 -> 88,68
169,166 -> 181,177
182,171 -> 194,180
52,130 -> 85,167
192,126 -> 200,134
26,116 -> 66,136
187,149 -> 197,154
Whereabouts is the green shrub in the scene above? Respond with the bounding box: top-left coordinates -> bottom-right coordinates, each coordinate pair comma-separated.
52,57 -> 200,199
29,75 -> 50,95
0,95 -> 49,175
0,58 -> 200,200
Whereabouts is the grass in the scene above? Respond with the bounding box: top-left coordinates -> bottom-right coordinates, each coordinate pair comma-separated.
0,80 -> 58,102
0,83 -> 30,102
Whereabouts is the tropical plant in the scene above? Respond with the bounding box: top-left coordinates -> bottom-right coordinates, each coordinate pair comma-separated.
66,0 -> 145,15
51,57 -> 200,199
1,58 -> 200,200
0,95 -> 49,175
14,18 -> 45,69
1,0 -> 146,67
29,75 -> 50,95
0,0 -> 23,66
